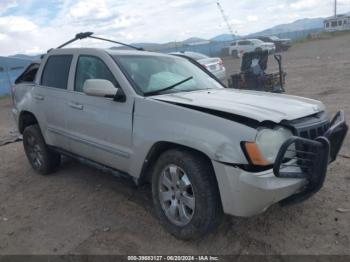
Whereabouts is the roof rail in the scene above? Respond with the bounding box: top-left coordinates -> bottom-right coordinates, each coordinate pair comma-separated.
47,32 -> 144,53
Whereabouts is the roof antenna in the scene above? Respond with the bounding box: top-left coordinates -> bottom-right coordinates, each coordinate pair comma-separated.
47,32 -> 143,53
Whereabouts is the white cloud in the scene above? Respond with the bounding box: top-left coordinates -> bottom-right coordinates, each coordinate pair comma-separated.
228,19 -> 243,26
289,0 -> 319,10
25,46 -> 42,54
0,33 -> 9,40
287,13 -> 301,20
0,16 -> 37,32
267,4 -> 286,12
0,0 -> 349,55
68,0 -> 112,20
0,0 -> 18,14
102,15 -> 140,31
247,15 -> 258,22
169,0 -> 194,8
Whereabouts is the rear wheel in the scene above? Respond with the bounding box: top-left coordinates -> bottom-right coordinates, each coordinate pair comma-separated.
231,50 -> 238,58
152,149 -> 223,240
23,124 -> 61,175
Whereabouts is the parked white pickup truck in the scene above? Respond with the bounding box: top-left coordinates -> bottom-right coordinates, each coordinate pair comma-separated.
229,39 -> 276,57
11,33 -> 348,240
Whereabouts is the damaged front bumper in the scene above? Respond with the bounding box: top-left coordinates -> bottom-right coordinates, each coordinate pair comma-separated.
213,111 -> 348,217
274,110 -> 348,205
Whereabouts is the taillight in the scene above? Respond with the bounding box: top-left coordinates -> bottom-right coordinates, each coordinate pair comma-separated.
218,59 -> 224,66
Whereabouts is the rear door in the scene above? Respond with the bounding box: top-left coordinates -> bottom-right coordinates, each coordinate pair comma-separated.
35,54 -> 73,150
65,51 -> 134,172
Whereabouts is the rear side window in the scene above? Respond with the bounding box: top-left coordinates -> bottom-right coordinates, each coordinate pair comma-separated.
238,41 -> 250,45
41,55 -> 72,89
15,63 -> 40,84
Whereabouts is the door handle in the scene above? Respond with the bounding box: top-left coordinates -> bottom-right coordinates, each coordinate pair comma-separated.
69,102 -> 84,110
34,94 -> 44,101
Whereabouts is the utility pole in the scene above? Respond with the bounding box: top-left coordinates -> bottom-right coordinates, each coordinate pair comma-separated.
334,0 -> 337,17
216,1 -> 236,40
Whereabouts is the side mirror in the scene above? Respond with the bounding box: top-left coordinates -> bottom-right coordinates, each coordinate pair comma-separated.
83,79 -> 118,98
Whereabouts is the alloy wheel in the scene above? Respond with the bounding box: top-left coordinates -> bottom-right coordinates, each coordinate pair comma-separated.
158,164 -> 195,226
26,134 -> 44,169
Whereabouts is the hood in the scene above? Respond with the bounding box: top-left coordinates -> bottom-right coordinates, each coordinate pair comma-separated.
152,89 -> 325,123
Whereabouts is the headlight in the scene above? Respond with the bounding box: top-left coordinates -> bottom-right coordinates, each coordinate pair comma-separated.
243,127 -> 294,166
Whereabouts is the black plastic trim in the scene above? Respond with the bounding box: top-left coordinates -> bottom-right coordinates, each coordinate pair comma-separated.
51,146 -> 133,182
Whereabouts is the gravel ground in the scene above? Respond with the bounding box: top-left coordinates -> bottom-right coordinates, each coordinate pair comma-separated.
0,33 -> 349,255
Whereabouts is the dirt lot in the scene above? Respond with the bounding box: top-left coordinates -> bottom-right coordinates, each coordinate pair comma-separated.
0,33 -> 350,255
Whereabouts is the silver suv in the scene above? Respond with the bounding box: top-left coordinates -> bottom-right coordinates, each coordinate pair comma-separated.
12,47 -> 348,239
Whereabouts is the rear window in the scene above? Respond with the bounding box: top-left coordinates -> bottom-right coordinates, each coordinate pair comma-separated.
41,55 -> 72,89
251,39 -> 263,44
15,63 -> 40,84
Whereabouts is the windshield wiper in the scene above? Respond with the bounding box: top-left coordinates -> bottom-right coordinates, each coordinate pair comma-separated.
144,76 -> 193,96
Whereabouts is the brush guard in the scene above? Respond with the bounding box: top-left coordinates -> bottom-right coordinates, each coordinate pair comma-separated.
273,111 -> 348,205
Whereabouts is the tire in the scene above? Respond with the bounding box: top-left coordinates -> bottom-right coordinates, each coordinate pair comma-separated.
23,124 -> 61,175
255,47 -> 263,52
152,149 -> 223,240
231,50 -> 238,58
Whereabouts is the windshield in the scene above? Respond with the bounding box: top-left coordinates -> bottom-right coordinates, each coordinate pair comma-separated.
251,39 -> 264,44
270,36 -> 279,40
114,54 -> 223,96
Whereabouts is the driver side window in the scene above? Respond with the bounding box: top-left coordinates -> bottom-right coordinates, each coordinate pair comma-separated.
75,55 -> 120,92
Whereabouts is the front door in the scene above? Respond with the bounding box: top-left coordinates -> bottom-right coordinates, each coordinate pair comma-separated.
65,54 -> 134,172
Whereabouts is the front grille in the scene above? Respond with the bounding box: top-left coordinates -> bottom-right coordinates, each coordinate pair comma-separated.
274,110 -> 348,205
298,122 -> 330,139
284,112 -> 330,171
285,111 -> 330,139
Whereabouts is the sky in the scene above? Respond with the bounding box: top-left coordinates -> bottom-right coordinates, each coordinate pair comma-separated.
0,0 -> 350,56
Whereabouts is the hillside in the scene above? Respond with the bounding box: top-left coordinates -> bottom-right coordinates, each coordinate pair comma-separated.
211,34 -> 237,42
249,17 -> 324,37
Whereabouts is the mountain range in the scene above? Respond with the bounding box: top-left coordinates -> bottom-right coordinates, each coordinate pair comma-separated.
114,16 -> 327,51
9,54 -> 42,60
248,17 -> 324,37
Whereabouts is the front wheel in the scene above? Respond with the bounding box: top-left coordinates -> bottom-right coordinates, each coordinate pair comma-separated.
152,149 -> 223,240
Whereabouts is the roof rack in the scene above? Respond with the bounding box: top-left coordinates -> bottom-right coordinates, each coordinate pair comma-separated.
47,32 -> 144,53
